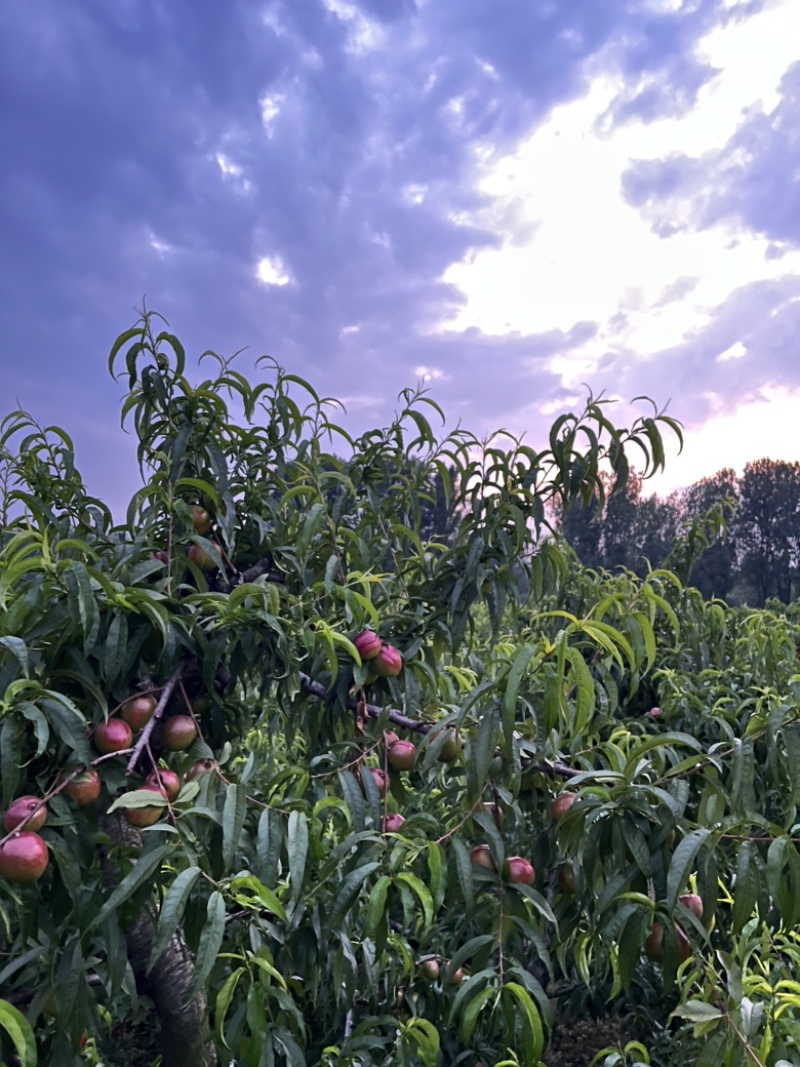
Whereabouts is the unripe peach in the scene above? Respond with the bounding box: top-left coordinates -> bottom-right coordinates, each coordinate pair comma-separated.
469,845 -> 496,871
161,715 -> 197,751
480,802 -> 503,829
387,739 -> 416,771
644,922 -> 691,964
380,813 -> 406,833
146,768 -> 181,801
123,785 -> 165,828
434,729 -> 460,763
678,893 -> 703,921
191,505 -> 212,535
187,543 -> 217,571
418,959 -> 440,981
369,768 -> 389,797
557,863 -> 576,894
185,758 -> 215,781
121,695 -> 157,731
550,792 -> 576,822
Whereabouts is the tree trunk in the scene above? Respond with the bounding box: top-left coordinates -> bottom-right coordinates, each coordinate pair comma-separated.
98,811 -> 218,1067
123,910 -> 219,1067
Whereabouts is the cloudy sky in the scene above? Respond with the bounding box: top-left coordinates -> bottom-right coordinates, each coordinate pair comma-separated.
1,0 -> 799,512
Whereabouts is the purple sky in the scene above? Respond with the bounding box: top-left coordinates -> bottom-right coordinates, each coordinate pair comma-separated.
2,0 -> 798,512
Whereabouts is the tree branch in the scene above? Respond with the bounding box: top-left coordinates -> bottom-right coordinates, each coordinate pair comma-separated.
125,663 -> 184,775
297,673 -> 580,779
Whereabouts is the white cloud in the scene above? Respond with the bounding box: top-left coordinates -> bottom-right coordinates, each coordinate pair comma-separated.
256,255 -> 292,286
441,0 -> 800,345
414,365 -> 447,381
147,231 -> 174,258
717,340 -> 746,362
321,0 -> 385,54
214,152 -> 252,194
434,0 -> 800,486
259,93 -> 285,134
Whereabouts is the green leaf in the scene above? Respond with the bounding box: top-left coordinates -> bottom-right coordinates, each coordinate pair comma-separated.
108,788 -> 168,814
189,891 -> 227,995
41,696 -> 92,765
466,703 -> 499,802
103,611 -> 128,688
401,1017 -> 440,1067
330,861 -> 381,926
566,645 -> 595,735
0,636 -> 29,678
395,871 -> 434,930
0,998 -> 37,1067
222,783 -> 247,870
427,842 -> 446,911
666,828 -> 711,910
671,1001 -> 724,1023
365,875 -> 392,936
229,874 -> 287,921
504,981 -> 545,1065
147,866 -> 202,973
732,841 -> 760,933
504,646 -> 536,748
91,845 -> 172,928
287,810 -> 309,904
0,718 -> 22,806
459,985 -> 496,1046
452,837 -> 474,912
215,966 -> 244,1048
257,808 -> 283,887
337,770 -> 365,833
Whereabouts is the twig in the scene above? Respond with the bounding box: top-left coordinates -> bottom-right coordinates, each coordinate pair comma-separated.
238,556 -> 285,585
0,750 -> 134,850
125,663 -> 184,774
297,673 -> 580,778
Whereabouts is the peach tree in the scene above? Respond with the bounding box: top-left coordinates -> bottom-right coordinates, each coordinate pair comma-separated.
0,310 -> 798,1067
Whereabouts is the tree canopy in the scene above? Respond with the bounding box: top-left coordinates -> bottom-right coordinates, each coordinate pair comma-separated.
1,311 -> 799,1067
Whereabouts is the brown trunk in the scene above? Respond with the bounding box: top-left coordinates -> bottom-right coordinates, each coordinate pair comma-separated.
99,811 -> 218,1067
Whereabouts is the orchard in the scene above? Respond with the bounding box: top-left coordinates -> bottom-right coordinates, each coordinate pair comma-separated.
1,309 -> 799,1066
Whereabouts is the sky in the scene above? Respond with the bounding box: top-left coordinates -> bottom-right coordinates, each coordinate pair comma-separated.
1,0 -> 799,514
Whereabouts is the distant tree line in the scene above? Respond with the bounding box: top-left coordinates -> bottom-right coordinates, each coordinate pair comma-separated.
554,458 -> 800,607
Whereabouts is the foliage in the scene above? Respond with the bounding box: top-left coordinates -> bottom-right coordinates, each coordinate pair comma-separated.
557,458 -> 800,610
556,473 -> 680,580
0,310 -> 798,1067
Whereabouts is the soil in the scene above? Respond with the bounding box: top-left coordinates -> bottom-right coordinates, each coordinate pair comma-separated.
544,1016 -> 629,1067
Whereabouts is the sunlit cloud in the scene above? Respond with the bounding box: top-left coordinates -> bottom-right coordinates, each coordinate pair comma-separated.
256,256 -> 292,287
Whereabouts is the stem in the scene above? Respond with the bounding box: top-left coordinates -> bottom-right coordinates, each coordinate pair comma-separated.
125,664 -> 184,774
297,673 -> 580,778
0,749 -> 134,850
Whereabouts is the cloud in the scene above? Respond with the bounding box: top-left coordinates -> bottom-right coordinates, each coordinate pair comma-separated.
0,0 -> 769,514
591,273 -> 800,426
621,60 -> 800,245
